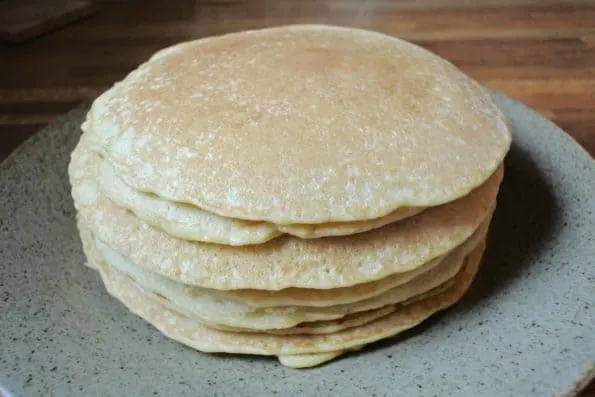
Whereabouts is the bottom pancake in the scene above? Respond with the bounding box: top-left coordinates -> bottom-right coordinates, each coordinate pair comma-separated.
92,239 -> 486,368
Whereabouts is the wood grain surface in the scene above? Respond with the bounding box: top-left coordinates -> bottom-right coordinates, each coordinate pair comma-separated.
0,0 -> 97,43
1,1 -> 593,395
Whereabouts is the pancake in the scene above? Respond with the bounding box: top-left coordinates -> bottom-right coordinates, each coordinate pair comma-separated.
202,254 -> 447,308
278,350 -> 352,368
84,24 -> 511,225
98,156 -> 423,244
277,345 -> 363,368
207,305 -> 399,336
211,279 -> 455,336
276,207 -> 425,238
80,214 -> 487,330
97,157 -> 282,245
77,221 -> 99,270
69,135 -> 502,290
77,216 -> 450,308
210,213 -> 491,308
95,237 -> 486,367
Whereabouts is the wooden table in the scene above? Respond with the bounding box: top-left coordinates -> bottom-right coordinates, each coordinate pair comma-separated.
1,1 -> 593,395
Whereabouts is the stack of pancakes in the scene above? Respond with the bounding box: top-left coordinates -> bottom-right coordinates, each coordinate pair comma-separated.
69,25 -> 511,368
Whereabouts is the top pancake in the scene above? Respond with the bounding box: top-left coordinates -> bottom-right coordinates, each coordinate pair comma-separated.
85,24 -> 511,225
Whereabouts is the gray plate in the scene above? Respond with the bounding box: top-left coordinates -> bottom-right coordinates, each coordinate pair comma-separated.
1,92 -> 594,397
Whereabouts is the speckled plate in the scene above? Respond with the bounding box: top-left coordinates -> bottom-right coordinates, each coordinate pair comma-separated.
1,92 -> 594,397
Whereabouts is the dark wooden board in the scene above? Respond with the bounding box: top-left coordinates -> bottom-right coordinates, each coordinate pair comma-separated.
0,0 -> 97,43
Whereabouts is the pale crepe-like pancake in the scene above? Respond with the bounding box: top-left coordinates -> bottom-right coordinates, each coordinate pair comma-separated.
278,351 -> 347,368
82,221 -> 460,335
96,238 -> 485,367
214,213 -> 491,307
97,157 -> 281,245
278,344 -> 366,368
78,215 -> 448,308
204,255 -> 446,308
81,216 -> 486,330
70,135 -> 502,290
207,305 -> 398,336
211,280 -> 454,336
97,156 -> 423,244
277,207 -> 424,239
84,24 -> 511,225
77,222 -> 99,270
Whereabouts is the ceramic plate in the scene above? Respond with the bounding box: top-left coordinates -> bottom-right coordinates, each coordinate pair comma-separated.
1,92 -> 594,397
